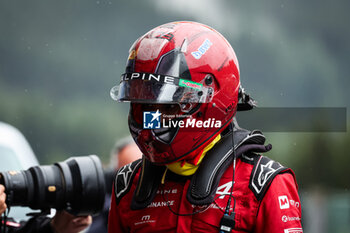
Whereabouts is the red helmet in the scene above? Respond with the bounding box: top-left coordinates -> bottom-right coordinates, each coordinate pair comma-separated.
111,21 -> 240,165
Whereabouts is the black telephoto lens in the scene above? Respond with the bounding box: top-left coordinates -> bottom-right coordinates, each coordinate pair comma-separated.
0,155 -> 106,216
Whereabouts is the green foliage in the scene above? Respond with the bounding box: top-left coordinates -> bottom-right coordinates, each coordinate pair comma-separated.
266,130 -> 350,190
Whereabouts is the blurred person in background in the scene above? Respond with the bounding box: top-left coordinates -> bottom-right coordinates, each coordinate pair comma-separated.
0,184 -> 92,233
109,136 -> 143,170
108,22 -> 303,233
86,136 -> 142,233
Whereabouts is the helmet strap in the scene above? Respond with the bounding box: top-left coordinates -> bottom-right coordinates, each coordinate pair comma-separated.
220,120 -> 237,232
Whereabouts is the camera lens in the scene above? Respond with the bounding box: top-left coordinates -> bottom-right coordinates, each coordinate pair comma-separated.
0,155 -> 106,216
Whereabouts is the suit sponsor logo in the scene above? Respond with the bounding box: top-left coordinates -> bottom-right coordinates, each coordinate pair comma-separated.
258,161 -> 276,187
115,161 -> 141,199
282,215 -> 288,222
147,200 -> 174,208
282,215 -> 301,223
289,199 -> 300,208
284,228 -> 303,233
279,195 -> 290,209
135,215 -> 156,226
278,195 -> 300,210
141,215 -> 150,221
250,156 -> 285,198
156,189 -> 177,194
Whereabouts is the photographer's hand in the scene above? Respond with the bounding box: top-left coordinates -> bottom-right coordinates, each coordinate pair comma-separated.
0,184 -> 7,214
51,211 -> 92,233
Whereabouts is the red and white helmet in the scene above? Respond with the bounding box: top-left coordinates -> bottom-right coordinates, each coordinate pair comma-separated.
111,21 -> 240,165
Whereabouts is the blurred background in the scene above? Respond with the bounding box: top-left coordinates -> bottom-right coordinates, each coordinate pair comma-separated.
0,0 -> 349,232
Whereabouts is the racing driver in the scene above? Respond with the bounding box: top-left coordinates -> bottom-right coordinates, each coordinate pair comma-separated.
108,21 -> 303,233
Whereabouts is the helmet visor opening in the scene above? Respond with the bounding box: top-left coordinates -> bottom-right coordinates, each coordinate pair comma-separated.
110,72 -> 213,104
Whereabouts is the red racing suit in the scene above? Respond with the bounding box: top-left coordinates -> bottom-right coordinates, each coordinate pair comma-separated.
108,152 -> 303,233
